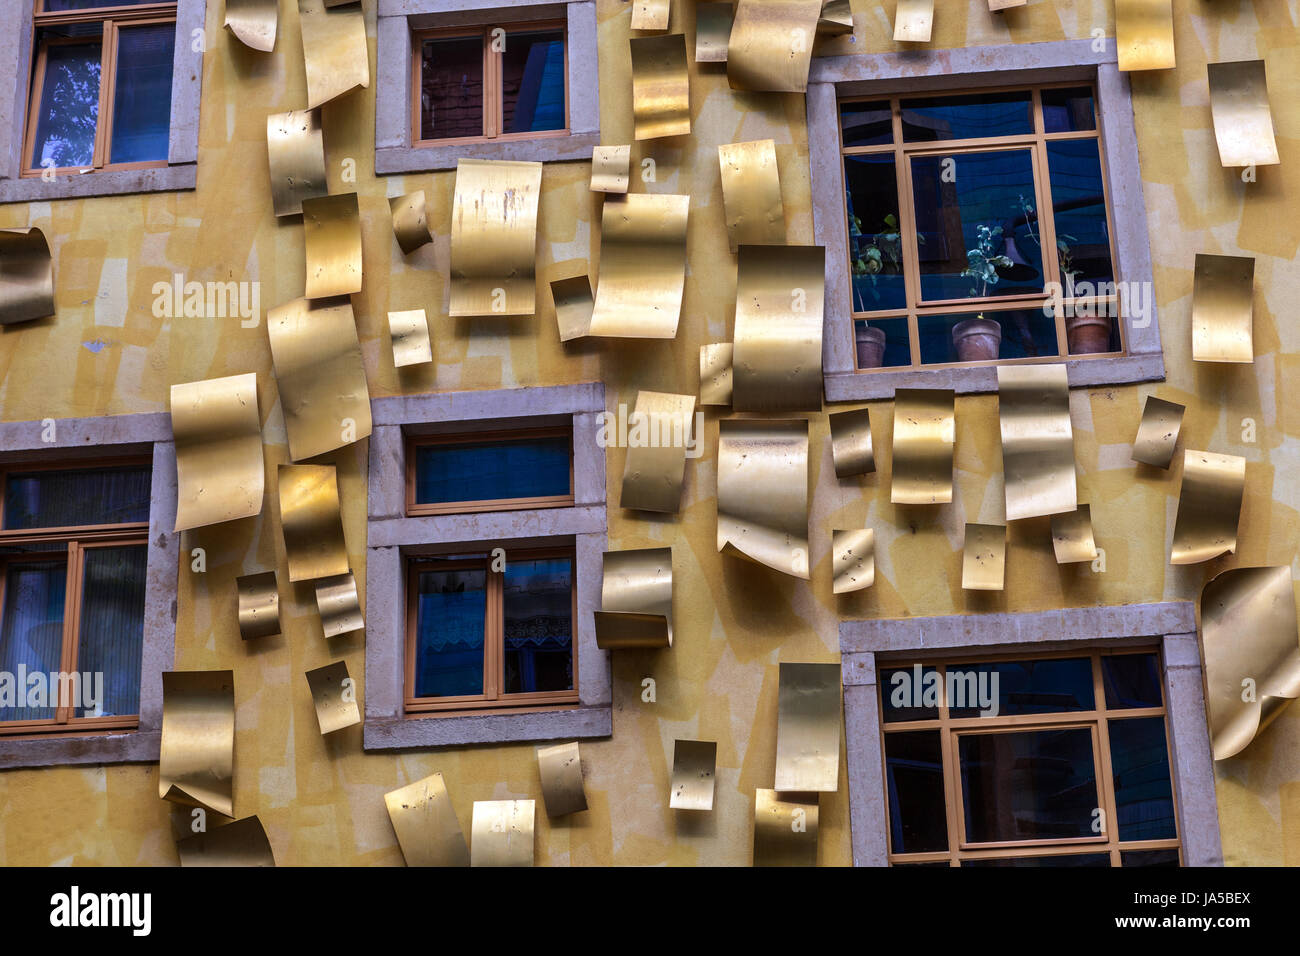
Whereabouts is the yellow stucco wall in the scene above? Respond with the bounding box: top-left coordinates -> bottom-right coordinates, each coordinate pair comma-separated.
0,0 -> 1296,866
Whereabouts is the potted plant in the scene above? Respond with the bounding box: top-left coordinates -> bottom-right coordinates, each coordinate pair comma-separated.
953,224 -> 1013,362
855,323 -> 887,368
1059,236 -> 1112,353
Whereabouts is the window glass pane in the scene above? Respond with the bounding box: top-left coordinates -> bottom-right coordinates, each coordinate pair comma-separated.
414,566 -> 487,698
959,727 -> 1099,842
30,36 -> 102,170
910,149 -> 1045,301
502,29 -> 565,134
74,545 -> 146,718
108,24 -> 174,164
962,853 -> 1110,867
2,465 -> 152,530
0,561 -> 66,722
1047,139 -> 1115,290
948,657 -> 1094,718
839,100 -> 893,147
884,730 -> 948,853
1101,653 -> 1163,710
880,665 -> 940,722
502,556 -> 573,695
1108,716 -> 1177,841
420,35 -> 484,140
1041,86 -> 1096,133
917,308 -> 1059,366
854,318 -> 911,370
845,154 -> 907,312
901,90 -> 1033,142
42,0 -> 157,9
1121,848 -> 1180,867
413,435 -> 570,506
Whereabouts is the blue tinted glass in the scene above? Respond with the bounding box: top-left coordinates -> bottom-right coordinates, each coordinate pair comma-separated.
1121,848 -> 1180,867
0,561 -> 66,721
109,24 -> 174,164
902,91 -> 1033,142
75,545 -> 147,717
414,566 -> 486,698
854,318 -> 911,370
30,37 -> 102,169
1041,87 -> 1096,133
3,465 -> 152,530
502,557 -> 573,694
1108,717 -> 1177,841
1047,139 -> 1114,288
917,308 -> 1059,365
43,0 -> 157,9
414,435 -> 570,506
884,731 -> 948,853
1102,653 -> 1163,709
949,657 -> 1094,718
963,854 -> 1110,867
880,665 -> 940,722
845,154 -> 908,312
502,30 -> 565,134
840,100 -> 893,147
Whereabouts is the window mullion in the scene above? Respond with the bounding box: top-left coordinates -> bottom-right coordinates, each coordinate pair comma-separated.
484,25 -> 498,139
54,541 -> 82,724
92,20 -> 117,169
1091,653 -> 1122,862
487,559 -> 502,700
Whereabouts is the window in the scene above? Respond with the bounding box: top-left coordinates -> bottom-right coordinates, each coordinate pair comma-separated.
405,427 -> 574,515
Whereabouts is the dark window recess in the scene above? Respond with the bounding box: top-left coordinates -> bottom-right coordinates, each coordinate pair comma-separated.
845,153 -> 908,314
414,564 -> 487,699
884,730 -> 949,854
1101,653 -> 1163,710
109,24 -> 174,164
420,35 -> 485,141
502,556 -> 573,694
839,99 -> 893,147
501,30 -> 565,134
962,853 -> 1111,867
413,435 -> 571,506
2,465 -> 152,531
73,545 -> 148,717
1108,716 -> 1177,841
901,90 -> 1034,142
880,665 -> 940,723
948,657 -> 1095,719
1041,86 -> 1097,134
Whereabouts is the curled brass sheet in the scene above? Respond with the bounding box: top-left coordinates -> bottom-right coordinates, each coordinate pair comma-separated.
298,0 -> 369,111
700,343 -> 733,406
718,140 -> 785,251
550,271 -> 595,342
818,0 -> 853,34
266,295 -> 372,461
832,528 -> 874,594
388,309 -> 433,368
266,110 -> 327,218
670,739 -> 717,811
717,419 -> 810,579
893,0 -> 933,42
1050,504 -> 1098,564
0,227 -> 54,326
278,464 -> 350,582
1132,395 -> 1185,469
302,192 -> 362,299
1192,253 -> 1255,364
631,0 -> 670,31
828,408 -> 874,478
997,364 -> 1077,521
1115,0 -> 1175,72
1171,450 -> 1246,565
390,191 -> 433,255
732,244 -> 824,412
988,0 -> 1026,9
630,34 -> 692,140
590,145 -> 631,194
170,373 -> 264,533
236,571 -> 281,641
449,159 -> 543,316
537,742 -> 587,817
753,790 -> 818,866
177,816 -> 276,867
589,193 -> 690,338
470,800 -> 535,867
774,662 -> 841,792
727,0 -> 821,93
315,572 -> 364,638
159,670 -> 235,818
696,2 -> 733,62
962,523 -> 1006,591
595,547 -> 673,649
384,772 -> 470,867
305,660 -> 360,735
224,0 -> 278,52
620,390 -> 696,513
1202,566 -> 1300,761
1208,59 -> 1280,168
890,389 -> 954,506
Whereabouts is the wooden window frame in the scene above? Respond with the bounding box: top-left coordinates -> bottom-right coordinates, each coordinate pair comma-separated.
840,82 -> 1124,372
878,646 -> 1182,867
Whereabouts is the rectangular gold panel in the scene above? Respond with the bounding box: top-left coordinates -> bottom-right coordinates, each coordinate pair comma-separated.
832,528 -> 874,594
388,309 -> 433,368
727,0 -> 821,92
997,364 -> 1077,521
277,464 -> 350,582
389,191 -> 433,255
236,571 -> 280,640
630,34 -> 691,140
298,0 -> 369,111
0,226 -> 54,325
550,270 -> 595,341
1171,450 -> 1246,565
384,772 -> 470,867
818,0 -> 853,34
828,407 -> 874,477
595,547 -> 673,649
619,390 -> 696,513
1116,0 -> 1175,72
700,343 -> 733,406
670,740 -> 717,810
471,800 -> 535,867
962,523 -> 1006,591
302,192 -> 362,299
718,140 -> 785,251
631,0 -> 671,31
1050,504 -> 1098,564
732,244 -> 824,412
225,0 -> 278,53
589,193 -> 690,338
159,670 -> 236,818
1132,395 -> 1185,468
893,0 -> 933,42
171,372 -> 264,532
753,790 -> 818,866
1208,59 -> 1280,168
696,2 -> 733,62
305,659 -> 360,735
774,662 -> 841,792
988,0 -> 1026,9
266,110 -> 327,217
590,145 -> 630,193
449,159 -> 543,316
1192,253 -> 1255,363
315,572 -> 364,637
717,419 -> 810,579
537,742 -> 588,817
890,389 -> 954,505
177,817 -> 275,866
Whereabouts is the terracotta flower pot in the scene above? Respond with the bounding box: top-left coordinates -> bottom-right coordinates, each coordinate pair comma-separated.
952,317 -> 1002,362
1066,313 -> 1113,354
855,324 -> 887,369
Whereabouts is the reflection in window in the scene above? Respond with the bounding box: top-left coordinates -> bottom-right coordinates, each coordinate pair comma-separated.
30,39 -> 102,170
845,154 -> 907,313
412,433 -> 572,509
414,565 -> 487,698
501,30 -> 565,134
420,35 -> 485,141
502,557 -> 573,694
901,90 -> 1034,142
884,731 -> 948,853
109,24 -> 175,164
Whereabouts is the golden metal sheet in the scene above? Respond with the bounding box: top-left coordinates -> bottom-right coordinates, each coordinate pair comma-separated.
893,0 -> 933,42
448,159 -> 543,316
537,742 -> 587,817
828,408 -> 874,478
590,145 -> 630,194
589,192 -> 690,338
700,343 -> 733,406
388,309 -> 433,368
550,270 -> 595,342
266,295 -> 372,461
620,390 -> 696,513
1050,504 -> 1098,564
753,789 -> 818,866
987,0 -> 1026,9
696,2 -> 733,62
224,0 -> 277,52
727,0 -> 821,93
298,0 -> 369,111
1115,0 -> 1175,72
0,226 -> 54,326
301,192 -> 362,299
1202,566 -> 1300,760
1208,59 -> 1280,168
630,34 -> 691,140
315,572 -> 364,638
718,140 -> 785,251
159,670 -> 235,818
595,547 -> 673,649
774,662 -> 841,792
732,244 -> 824,412
631,0 -> 670,31
1192,253 -> 1255,364
890,389 -> 954,505
305,659 -> 360,734
177,816 -> 275,866
997,364 -> 1077,521
470,800 -> 535,867
278,464 -> 350,582
389,191 -> 432,255
962,523 -> 1006,591
717,419 -> 810,579
1171,450 -> 1246,565
170,373 -> 264,533
817,0 -> 853,35
670,739 -> 717,811
384,772 -> 470,867
1132,395 -> 1185,469
236,571 -> 280,641
266,110 -> 327,217
832,528 -> 874,594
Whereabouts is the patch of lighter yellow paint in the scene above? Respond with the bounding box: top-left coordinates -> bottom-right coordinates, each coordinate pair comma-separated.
93,258 -> 128,327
